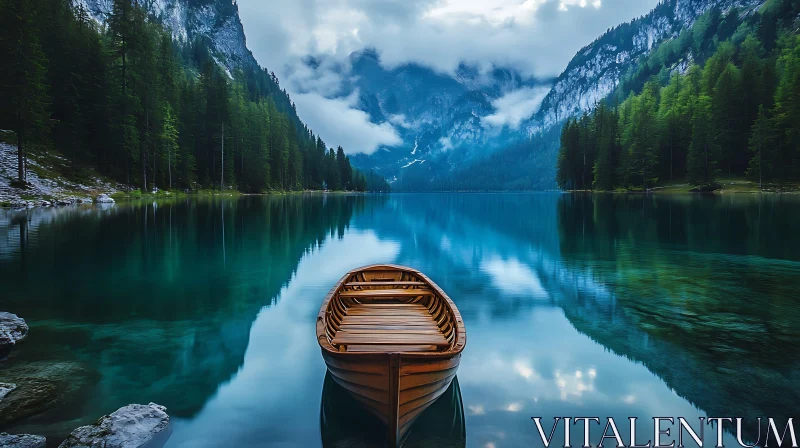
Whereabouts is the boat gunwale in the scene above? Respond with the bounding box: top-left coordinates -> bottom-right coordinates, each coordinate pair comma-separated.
316,264 -> 467,358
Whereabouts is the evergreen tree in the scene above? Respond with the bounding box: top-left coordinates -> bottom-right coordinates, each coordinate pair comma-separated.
687,95 -> 717,184
160,103 -> 179,190
747,105 -> 771,190
0,0 -> 50,183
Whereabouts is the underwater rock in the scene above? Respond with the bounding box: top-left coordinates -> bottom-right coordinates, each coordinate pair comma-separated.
59,403 -> 171,448
0,382 -> 16,401
0,433 -> 46,448
0,361 -> 91,426
0,312 -> 29,358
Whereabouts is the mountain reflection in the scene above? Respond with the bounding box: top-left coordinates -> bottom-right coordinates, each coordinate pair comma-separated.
1,193 -> 797,447
0,195 -> 369,441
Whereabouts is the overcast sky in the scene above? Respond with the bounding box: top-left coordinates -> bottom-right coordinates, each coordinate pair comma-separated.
236,0 -> 660,154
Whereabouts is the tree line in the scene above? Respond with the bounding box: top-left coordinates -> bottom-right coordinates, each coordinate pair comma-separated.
0,0 -> 390,193
557,0 -> 800,191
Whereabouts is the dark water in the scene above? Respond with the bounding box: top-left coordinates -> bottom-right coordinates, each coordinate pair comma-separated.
1,193 -> 798,447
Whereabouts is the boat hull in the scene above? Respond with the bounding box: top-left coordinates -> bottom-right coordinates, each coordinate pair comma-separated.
323,351 -> 461,440
320,370 -> 466,448
317,265 -> 467,446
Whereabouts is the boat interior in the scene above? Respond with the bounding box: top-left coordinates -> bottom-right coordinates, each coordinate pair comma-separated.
321,268 -> 459,353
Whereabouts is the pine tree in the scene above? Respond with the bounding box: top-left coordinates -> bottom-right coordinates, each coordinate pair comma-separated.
747,105 -> 771,190
711,63 -> 743,178
160,104 -> 179,190
1,0 -> 50,183
624,81 -> 660,189
687,95 -> 717,185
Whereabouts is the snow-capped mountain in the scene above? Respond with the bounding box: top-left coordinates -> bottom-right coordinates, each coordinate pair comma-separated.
343,50 -> 549,182
73,0 -> 257,73
523,0 -> 767,135
351,0 -> 767,187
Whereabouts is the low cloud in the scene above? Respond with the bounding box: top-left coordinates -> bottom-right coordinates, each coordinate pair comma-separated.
482,86 -> 552,129
292,92 -> 402,155
237,0 -> 660,152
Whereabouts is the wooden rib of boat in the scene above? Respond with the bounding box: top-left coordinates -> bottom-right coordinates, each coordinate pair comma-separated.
316,265 -> 467,447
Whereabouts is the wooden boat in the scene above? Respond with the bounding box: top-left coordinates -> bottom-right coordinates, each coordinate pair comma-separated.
320,370 -> 466,448
316,265 -> 467,447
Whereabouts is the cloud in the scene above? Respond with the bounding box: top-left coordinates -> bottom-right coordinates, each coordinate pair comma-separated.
239,0 -> 658,78
236,0 -> 660,152
482,86 -> 552,129
291,92 -> 402,155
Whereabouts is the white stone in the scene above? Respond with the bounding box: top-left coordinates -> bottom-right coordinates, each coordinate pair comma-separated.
58,403 -> 171,448
96,194 -> 115,204
0,382 -> 16,401
0,313 -> 29,357
0,433 -> 46,448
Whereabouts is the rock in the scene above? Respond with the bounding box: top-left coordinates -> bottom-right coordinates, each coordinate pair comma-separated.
0,433 -> 46,448
0,313 -> 28,358
689,183 -> 722,193
95,194 -> 115,204
0,382 -> 16,401
59,403 -> 171,448
0,361 -> 92,426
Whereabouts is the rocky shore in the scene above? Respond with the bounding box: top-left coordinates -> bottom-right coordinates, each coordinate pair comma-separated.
0,313 -> 171,447
0,143 -> 120,209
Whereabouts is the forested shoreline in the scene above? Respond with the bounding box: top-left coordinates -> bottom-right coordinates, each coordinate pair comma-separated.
0,0 -> 390,194
557,0 -> 800,192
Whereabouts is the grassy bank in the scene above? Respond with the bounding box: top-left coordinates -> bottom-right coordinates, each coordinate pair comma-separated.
648,177 -> 800,194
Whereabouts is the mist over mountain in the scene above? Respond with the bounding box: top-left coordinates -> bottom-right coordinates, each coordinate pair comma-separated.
71,0 -> 774,191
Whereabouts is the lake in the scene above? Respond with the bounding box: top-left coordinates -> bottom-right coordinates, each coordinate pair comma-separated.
1,193 -> 798,447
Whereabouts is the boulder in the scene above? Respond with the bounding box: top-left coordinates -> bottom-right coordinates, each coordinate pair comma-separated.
0,312 -> 28,358
0,382 -> 16,401
0,433 -> 46,448
0,361 -> 92,426
59,403 -> 171,448
95,194 -> 115,204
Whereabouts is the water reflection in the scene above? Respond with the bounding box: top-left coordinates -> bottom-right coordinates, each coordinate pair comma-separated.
0,193 -> 797,447
320,372 -> 466,448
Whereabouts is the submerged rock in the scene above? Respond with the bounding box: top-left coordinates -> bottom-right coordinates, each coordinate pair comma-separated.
0,433 -> 46,448
0,361 -> 91,426
95,194 -> 114,204
0,382 -> 16,401
59,403 -> 171,448
0,312 -> 29,358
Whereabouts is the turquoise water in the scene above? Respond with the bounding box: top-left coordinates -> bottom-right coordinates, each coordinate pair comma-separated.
0,193 -> 798,447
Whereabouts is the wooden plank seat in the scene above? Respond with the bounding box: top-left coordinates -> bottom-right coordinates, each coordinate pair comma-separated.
333,302 -> 447,351
338,288 -> 433,298
346,281 -> 428,287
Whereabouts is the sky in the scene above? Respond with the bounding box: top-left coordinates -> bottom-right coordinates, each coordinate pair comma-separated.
236,0 -> 660,154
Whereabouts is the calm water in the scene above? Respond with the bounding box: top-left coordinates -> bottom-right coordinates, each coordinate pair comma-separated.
1,193 -> 798,447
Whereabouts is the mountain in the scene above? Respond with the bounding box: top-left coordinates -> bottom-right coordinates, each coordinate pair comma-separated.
349,0 -> 769,190
75,0 -> 256,74
523,0 -> 767,136
407,0 -> 772,191
341,51 -> 548,183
